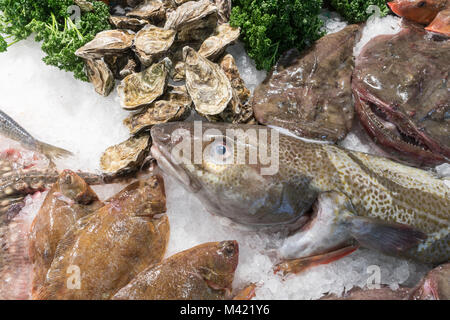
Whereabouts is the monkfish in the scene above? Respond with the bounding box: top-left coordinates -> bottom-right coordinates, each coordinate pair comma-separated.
388,0 -> 450,36
150,122 -> 449,273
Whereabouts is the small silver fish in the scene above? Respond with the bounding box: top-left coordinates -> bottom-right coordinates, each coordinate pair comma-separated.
0,109 -> 72,162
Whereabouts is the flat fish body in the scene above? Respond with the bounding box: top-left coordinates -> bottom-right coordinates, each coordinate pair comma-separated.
29,170 -> 103,296
252,25 -> 360,142
35,176 -> 169,300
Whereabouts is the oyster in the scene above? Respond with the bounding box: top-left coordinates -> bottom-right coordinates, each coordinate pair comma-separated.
75,30 -> 135,59
177,14 -> 218,42
353,25 -> 450,165
85,59 -> 115,96
164,0 -> 217,31
198,23 -> 240,61
124,85 -> 192,135
126,0 -> 166,23
117,58 -> 171,110
184,46 -> 232,115
220,54 -> 250,104
105,54 -> 140,80
215,0 -> 232,23
134,25 -> 176,67
109,16 -> 149,32
252,25 -> 360,142
100,134 -> 151,175
74,0 -> 94,11
171,61 -> 186,81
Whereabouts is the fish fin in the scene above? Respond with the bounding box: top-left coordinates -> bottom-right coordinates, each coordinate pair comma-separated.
274,245 -> 359,275
233,283 -> 257,300
344,216 -> 427,255
38,141 -> 73,161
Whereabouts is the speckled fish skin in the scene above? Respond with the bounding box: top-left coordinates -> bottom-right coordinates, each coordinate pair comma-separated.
34,176 -> 169,300
29,170 -> 104,297
112,241 -> 239,300
151,122 -> 449,264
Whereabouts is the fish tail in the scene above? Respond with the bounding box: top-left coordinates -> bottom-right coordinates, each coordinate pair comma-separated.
37,141 -> 73,161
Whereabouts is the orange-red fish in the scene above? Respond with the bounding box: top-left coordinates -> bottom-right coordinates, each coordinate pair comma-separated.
388,0 -> 450,36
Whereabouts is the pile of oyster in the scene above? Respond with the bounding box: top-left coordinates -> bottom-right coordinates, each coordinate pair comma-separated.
75,0 -> 254,175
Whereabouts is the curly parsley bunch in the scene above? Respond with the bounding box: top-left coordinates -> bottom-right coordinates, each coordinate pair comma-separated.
230,0 -> 324,71
329,0 -> 390,23
0,0 -> 111,81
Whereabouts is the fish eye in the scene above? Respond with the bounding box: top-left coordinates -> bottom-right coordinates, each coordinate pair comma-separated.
417,1 -> 426,7
215,144 -> 227,155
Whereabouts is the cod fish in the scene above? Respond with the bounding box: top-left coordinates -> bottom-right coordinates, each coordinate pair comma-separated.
0,109 -> 72,162
113,241 -> 239,300
29,170 -> 104,296
35,176 -> 169,300
151,122 -> 449,272
388,0 -> 450,36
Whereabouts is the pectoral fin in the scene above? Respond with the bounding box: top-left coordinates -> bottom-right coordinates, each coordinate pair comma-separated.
343,216 -> 427,255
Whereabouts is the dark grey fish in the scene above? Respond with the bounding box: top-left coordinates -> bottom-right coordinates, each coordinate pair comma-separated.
0,109 -> 73,161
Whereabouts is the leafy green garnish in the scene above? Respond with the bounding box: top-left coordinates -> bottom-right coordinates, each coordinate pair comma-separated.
0,0 -> 111,81
329,0 -> 390,23
230,0 -> 324,71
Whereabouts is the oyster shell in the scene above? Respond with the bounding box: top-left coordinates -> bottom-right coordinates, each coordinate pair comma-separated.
164,0 -> 217,31
104,54 -> 139,80
205,53 -> 254,123
176,14 -> 218,42
75,30 -> 135,59
74,0 -> 94,11
109,16 -> 149,32
183,46 -> 232,115
198,23 -> 240,61
126,0 -> 166,23
220,54 -> 250,104
215,0 -> 231,23
134,25 -> 177,67
117,58 -> 171,110
85,59 -> 115,97
171,61 -> 186,81
100,134 -> 151,174
124,85 -> 192,135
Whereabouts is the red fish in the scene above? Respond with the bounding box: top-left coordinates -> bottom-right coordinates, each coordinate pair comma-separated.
388,0 -> 450,36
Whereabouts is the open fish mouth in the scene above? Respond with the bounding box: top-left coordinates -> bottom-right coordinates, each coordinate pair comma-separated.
353,83 -> 450,166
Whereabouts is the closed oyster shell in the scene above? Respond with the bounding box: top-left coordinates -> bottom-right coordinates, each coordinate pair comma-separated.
205,53 -> 254,123
75,30 -> 135,59
117,58 -> 171,110
177,13 -> 218,42
126,0 -> 166,23
74,0 -> 94,11
124,85 -> 192,135
134,25 -> 176,67
220,54 -> 250,104
85,59 -> 115,97
100,134 -> 151,174
104,54 -> 139,80
109,16 -> 148,32
183,46 -> 232,115
171,61 -> 186,81
198,23 -> 240,61
164,0 -> 217,31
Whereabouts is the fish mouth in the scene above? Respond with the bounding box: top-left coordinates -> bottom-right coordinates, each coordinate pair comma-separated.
150,124 -> 201,193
